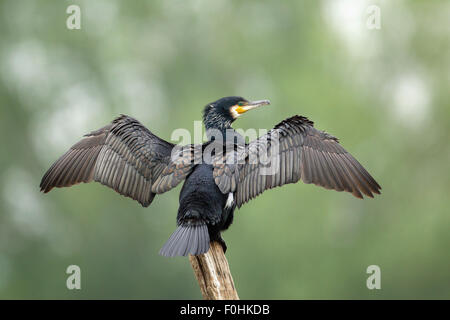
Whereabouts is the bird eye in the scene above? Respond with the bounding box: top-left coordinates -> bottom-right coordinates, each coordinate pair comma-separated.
238,102 -> 244,106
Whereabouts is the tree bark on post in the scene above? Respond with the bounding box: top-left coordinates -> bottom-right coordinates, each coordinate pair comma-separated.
189,241 -> 239,300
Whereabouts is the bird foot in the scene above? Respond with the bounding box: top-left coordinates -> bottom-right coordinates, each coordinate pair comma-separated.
212,236 -> 227,254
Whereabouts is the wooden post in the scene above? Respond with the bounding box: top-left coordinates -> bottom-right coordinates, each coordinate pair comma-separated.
189,241 -> 239,300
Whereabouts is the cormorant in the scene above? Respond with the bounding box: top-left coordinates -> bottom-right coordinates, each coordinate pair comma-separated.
40,96 -> 381,256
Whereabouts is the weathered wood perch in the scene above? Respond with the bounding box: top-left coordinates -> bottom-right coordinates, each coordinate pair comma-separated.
189,241 -> 239,300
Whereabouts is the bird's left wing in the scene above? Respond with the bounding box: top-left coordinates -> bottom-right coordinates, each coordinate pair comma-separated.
213,115 -> 381,208
40,115 -> 200,207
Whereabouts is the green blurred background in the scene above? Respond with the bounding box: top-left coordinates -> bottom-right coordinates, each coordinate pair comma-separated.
0,0 -> 449,299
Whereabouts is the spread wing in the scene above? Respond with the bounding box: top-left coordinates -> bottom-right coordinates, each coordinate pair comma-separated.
213,115 -> 381,207
40,115 -> 199,207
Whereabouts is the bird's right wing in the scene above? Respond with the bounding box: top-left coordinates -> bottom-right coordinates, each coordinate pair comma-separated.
213,115 -> 381,207
40,115 -> 199,207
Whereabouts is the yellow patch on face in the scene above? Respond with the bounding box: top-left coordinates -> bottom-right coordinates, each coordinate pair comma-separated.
229,105 -> 243,119
234,106 -> 247,114
230,99 -> 269,119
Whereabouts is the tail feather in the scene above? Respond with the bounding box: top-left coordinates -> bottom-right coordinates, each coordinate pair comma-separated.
159,224 -> 210,257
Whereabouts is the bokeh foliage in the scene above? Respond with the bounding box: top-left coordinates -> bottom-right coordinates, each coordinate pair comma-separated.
0,0 -> 449,299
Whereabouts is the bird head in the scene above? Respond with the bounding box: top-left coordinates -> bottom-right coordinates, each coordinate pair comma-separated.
203,96 -> 270,130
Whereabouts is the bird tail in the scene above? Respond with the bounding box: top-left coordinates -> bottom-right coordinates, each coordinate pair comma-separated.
159,223 -> 210,257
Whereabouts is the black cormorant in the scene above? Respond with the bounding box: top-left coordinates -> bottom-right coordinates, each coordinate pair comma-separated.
40,96 -> 381,256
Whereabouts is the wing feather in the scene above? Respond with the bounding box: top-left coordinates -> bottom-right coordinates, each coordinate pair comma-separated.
213,115 -> 381,207
40,115 -> 197,207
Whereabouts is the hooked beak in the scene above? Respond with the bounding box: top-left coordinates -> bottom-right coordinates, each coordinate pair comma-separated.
235,99 -> 270,114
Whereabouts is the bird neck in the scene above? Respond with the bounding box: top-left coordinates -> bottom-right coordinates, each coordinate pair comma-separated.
203,115 -> 234,142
